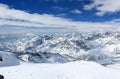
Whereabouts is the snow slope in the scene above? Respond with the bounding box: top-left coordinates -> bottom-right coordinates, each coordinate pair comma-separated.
0,51 -> 20,67
0,60 -> 120,79
0,51 -> 120,79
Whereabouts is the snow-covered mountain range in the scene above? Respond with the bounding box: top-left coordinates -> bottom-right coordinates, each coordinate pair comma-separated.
0,32 -> 120,65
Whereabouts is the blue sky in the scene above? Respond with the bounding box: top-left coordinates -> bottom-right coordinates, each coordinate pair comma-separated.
0,0 -> 120,32
0,0 -> 120,22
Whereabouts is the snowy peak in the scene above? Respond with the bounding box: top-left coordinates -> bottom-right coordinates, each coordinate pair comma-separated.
0,32 -> 120,65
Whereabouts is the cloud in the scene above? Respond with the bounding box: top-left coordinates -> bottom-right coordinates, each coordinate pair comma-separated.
51,6 -> 69,10
70,9 -> 82,14
0,3 -> 72,27
56,13 -> 67,16
84,3 -> 95,10
111,19 -> 120,23
84,0 -> 120,16
0,3 -> 120,32
95,11 -> 105,16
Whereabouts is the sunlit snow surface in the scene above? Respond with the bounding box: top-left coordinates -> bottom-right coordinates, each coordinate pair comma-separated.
0,51 -> 120,79
1,32 -> 120,79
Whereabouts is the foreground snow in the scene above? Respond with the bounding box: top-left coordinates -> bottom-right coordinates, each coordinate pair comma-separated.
0,51 -> 120,79
1,61 -> 120,79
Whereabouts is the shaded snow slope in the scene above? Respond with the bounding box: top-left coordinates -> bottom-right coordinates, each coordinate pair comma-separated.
0,61 -> 120,79
0,51 -> 20,67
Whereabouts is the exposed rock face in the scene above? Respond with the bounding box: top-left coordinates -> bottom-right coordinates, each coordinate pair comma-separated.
0,75 -> 4,79
0,56 -> 2,61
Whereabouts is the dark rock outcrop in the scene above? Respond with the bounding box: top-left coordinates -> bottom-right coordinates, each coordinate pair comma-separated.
0,75 -> 4,79
0,56 -> 2,61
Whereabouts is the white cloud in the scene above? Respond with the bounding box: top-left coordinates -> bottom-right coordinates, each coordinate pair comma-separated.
0,3 -> 120,32
0,4 -> 72,27
51,6 -> 68,10
95,11 -> 105,16
111,19 -> 120,23
56,13 -> 67,16
70,9 -> 82,14
84,3 -> 95,10
84,0 -> 120,16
